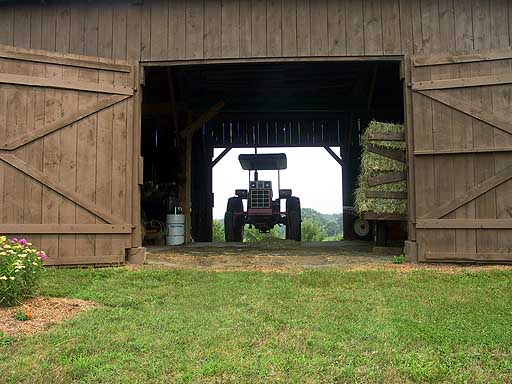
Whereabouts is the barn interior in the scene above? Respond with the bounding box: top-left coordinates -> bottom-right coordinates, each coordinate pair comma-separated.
140,60 -> 404,245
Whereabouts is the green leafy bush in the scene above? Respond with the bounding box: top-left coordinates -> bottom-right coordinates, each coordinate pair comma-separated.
392,254 -> 406,264
0,236 -> 47,307
212,220 -> 225,242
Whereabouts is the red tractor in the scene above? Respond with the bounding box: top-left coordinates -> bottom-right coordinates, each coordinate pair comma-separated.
224,153 -> 301,242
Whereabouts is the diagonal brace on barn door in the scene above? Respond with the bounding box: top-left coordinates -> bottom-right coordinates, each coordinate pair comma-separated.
417,90 -> 512,137
422,163 -> 512,219
0,153 -> 126,225
1,95 -> 129,150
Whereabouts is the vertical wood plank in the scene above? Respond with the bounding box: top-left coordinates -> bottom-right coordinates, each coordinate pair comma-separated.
81,10 -> 100,259
0,59 -> 6,224
454,0 -> 474,52
186,0 -> 204,59
55,5 -> 70,54
345,0 -> 363,55
95,67 -> 114,259
127,4 -> 142,61
363,0 -> 383,55
30,6 -> 43,50
204,0 -> 221,58
411,1 -> 435,259
432,0 -> 456,255
14,6 -> 31,49
131,63 -> 142,248
491,0 -> 510,49
252,0 -> 267,56
124,65 -> 135,252
410,0 -> 423,54
140,3 -> 151,61
398,0 -> 413,55
381,0 -> 401,55
69,3 -> 85,55
282,0 -> 297,56
112,72 -> 129,258
75,67 -> 99,259
239,0 -> 252,57
98,3 -> 113,59
296,0 -> 311,56
267,0 -> 283,57
58,64 -> 79,261
150,0 -> 169,60
0,7 -> 14,46
23,35 -> 45,249
113,4 -> 128,61
169,0 -> 187,60
220,0 -> 238,58
41,5 -> 57,52
84,5 -> 99,57
452,0 -> 476,255
40,7 -> 60,254
471,0 -> 496,255
327,0 -> 347,56
490,0 -> 512,256
310,0 -> 328,56
9,9 -> 32,230
41,60 -> 62,260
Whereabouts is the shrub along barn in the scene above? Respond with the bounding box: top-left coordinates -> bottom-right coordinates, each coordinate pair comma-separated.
0,0 -> 512,265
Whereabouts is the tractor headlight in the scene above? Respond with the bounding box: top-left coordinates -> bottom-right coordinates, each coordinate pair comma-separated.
264,182 -> 271,188
279,189 -> 292,198
235,189 -> 248,199
250,181 -> 257,188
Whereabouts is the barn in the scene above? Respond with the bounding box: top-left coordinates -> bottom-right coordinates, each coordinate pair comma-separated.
0,0 -> 511,265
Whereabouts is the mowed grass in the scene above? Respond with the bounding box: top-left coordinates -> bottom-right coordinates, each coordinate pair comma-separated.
1,267 -> 512,383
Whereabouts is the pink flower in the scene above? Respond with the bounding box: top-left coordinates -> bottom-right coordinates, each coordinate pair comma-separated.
19,239 -> 27,246
12,237 -> 18,243
36,251 -> 47,261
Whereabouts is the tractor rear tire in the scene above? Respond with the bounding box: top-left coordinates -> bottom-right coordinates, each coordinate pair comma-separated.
224,197 -> 244,242
286,197 -> 301,241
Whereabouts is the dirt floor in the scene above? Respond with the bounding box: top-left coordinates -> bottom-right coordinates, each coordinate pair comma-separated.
145,240 -> 512,273
0,297 -> 97,335
146,240 -> 403,272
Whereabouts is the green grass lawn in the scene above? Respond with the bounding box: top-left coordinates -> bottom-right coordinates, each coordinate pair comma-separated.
1,267 -> 512,383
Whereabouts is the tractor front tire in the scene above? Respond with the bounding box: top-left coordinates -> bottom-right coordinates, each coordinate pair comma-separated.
286,197 -> 301,241
224,197 -> 244,242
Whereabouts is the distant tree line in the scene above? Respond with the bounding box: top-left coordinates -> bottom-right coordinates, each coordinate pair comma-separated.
213,208 -> 343,242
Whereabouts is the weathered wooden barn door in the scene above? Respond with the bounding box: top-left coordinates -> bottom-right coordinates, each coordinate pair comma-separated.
410,49 -> 512,262
0,45 -> 140,265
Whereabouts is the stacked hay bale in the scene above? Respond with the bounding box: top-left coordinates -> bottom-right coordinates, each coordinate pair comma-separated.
355,121 -> 407,216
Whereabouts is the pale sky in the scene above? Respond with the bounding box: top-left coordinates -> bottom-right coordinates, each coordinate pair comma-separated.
212,147 -> 343,219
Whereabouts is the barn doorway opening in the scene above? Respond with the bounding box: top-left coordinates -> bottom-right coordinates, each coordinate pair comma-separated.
140,59 -> 404,247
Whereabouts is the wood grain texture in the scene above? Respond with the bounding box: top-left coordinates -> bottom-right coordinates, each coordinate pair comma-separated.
0,0 -> 510,62
204,0 -> 222,58
0,46 -> 135,265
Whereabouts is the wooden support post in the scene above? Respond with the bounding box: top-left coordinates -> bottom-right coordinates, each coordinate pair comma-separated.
166,68 -> 179,132
185,113 -> 192,243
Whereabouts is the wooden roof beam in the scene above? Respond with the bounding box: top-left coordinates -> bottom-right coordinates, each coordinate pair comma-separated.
180,101 -> 225,138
